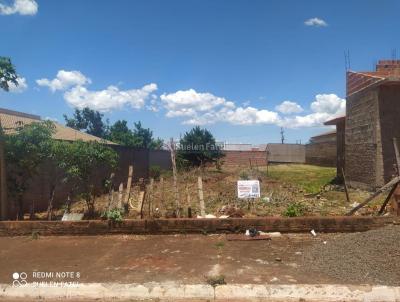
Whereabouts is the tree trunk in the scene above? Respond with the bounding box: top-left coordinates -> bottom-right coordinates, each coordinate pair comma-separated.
17,195 -> 24,220
47,185 -> 56,221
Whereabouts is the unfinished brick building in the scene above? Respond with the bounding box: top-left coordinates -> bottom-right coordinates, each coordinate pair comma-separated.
332,60 -> 400,189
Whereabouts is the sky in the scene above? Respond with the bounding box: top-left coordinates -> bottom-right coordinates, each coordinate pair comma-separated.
1,0 -> 400,144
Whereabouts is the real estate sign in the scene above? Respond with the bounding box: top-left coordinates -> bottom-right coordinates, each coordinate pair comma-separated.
237,180 -> 260,198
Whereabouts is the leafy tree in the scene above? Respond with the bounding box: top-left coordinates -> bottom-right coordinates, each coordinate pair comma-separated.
63,107 -> 108,138
0,57 -> 18,92
107,120 -> 136,147
64,107 -> 164,150
178,126 -> 224,168
52,140 -> 118,217
5,121 -> 55,219
132,121 -> 163,149
107,120 -> 163,150
132,121 -> 153,149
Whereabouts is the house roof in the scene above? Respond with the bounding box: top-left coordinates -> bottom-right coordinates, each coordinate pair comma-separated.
0,108 -> 116,145
310,130 -> 336,139
324,115 -> 345,126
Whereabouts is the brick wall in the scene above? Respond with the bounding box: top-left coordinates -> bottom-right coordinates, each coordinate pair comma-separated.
149,150 -> 172,170
7,147 -> 169,218
305,134 -> 337,167
336,122 -> 345,181
0,216 -> 396,236
378,84 -> 400,184
266,144 -> 305,163
346,71 -> 383,96
222,151 -> 267,166
345,87 -> 381,189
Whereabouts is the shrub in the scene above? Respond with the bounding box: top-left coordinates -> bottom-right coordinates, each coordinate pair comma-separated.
102,209 -> 123,222
206,275 -> 226,287
239,171 -> 249,180
149,165 -> 162,180
283,202 -> 305,217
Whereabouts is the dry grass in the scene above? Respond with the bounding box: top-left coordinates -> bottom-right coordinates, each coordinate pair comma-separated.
43,164 -> 392,219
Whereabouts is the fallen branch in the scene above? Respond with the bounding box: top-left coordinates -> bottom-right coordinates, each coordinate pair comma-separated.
346,176 -> 400,215
378,183 -> 398,215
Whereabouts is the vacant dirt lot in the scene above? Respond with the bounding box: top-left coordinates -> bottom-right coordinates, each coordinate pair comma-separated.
0,233 -> 334,285
1,226 -> 399,287
42,164 -> 391,220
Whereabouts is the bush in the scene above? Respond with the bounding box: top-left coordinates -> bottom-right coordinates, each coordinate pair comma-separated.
102,209 -> 123,222
283,202 -> 305,217
239,171 -> 249,180
149,165 -> 162,180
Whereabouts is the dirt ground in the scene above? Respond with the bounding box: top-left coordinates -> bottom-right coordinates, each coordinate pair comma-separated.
1,228 -> 399,287
37,164 -> 393,221
0,233 -> 340,286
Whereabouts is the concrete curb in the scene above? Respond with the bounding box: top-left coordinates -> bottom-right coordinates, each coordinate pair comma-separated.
1,216 -> 398,236
1,283 -> 400,301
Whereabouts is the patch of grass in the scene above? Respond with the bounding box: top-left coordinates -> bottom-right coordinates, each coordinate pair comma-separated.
283,202 -> 306,217
101,209 -> 123,223
267,164 -> 336,194
215,241 -> 225,250
206,275 -> 226,287
31,230 -> 39,240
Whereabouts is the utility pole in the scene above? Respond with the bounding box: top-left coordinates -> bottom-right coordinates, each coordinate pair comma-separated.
280,127 -> 285,144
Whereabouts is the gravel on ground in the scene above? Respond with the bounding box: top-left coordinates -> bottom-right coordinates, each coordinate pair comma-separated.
303,225 -> 400,286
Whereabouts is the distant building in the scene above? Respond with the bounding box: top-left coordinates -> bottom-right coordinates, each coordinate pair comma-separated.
305,130 -> 337,167
0,108 -> 115,144
266,143 -> 305,163
323,60 -> 400,189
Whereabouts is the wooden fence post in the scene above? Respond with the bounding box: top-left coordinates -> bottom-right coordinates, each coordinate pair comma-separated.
148,178 -> 154,217
186,183 -> 192,218
107,172 -> 115,210
169,138 -> 180,216
118,182 -> 124,210
160,177 -> 165,213
197,176 -> 205,217
124,165 -> 133,208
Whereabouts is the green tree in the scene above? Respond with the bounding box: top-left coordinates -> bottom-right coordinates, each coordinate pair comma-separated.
107,120 -> 163,150
5,121 -> 55,219
63,107 -> 108,138
0,57 -> 18,92
107,120 -> 136,147
1,56 -> 19,220
178,126 -> 224,168
132,121 -> 163,150
52,140 -> 118,217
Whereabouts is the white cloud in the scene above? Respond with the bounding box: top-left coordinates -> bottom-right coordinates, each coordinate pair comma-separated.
8,77 -> 28,93
310,93 -> 345,114
275,101 -> 303,114
64,83 -> 158,112
280,94 -> 345,128
0,0 -> 38,15
161,89 -> 279,126
37,70 -> 91,92
304,17 -> 327,27
161,89 -> 344,128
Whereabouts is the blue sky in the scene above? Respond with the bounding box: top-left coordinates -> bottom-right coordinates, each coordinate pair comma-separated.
1,0 -> 400,144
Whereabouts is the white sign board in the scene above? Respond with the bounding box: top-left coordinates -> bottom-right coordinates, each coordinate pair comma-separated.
237,180 -> 260,199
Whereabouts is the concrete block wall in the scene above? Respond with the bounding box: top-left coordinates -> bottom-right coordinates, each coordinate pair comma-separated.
8,147 -> 164,218
345,88 -> 381,189
378,84 -> 400,184
305,140 -> 337,167
222,151 -> 268,166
